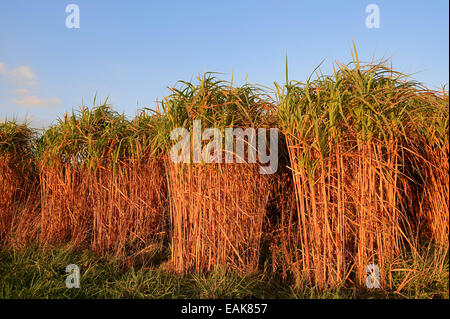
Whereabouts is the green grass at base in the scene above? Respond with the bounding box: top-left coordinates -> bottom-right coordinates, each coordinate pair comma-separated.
0,245 -> 447,299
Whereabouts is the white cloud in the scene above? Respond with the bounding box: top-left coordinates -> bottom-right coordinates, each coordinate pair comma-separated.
10,88 -> 31,96
0,62 -> 6,75
0,62 -> 38,86
0,62 -> 61,113
10,66 -> 38,85
12,95 -> 62,109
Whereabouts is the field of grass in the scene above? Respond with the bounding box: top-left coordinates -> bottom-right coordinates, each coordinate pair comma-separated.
0,51 -> 448,299
0,245 -> 447,299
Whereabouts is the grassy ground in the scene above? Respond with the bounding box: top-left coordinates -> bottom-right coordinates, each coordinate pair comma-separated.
0,245 -> 447,299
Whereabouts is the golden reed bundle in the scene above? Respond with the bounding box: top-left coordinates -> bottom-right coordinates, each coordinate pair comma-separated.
38,104 -> 167,258
421,146 -> 449,249
408,91 -> 449,272
0,155 -> 21,241
91,157 -> 167,257
160,73 -> 276,273
39,163 -> 93,247
272,52 -> 441,288
40,158 -> 167,257
277,135 -> 405,288
0,156 -> 40,249
0,122 -> 40,248
167,161 -> 272,273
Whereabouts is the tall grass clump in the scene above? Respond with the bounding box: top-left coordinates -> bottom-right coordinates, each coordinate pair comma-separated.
160,73 -> 276,273
37,102 -> 167,257
0,121 -> 40,247
274,49 -> 448,288
89,109 -> 168,258
407,89 -> 449,270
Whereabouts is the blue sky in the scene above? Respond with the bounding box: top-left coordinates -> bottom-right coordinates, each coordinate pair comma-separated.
0,0 -> 448,128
